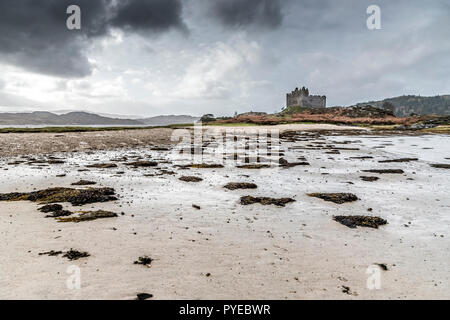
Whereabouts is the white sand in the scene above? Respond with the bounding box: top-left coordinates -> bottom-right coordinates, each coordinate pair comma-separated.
0,131 -> 449,299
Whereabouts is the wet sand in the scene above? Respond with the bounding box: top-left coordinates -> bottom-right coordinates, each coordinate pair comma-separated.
0,127 -> 174,157
0,124 -> 365,157
0,126 -> 449,299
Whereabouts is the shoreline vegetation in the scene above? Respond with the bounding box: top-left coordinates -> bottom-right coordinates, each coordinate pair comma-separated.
0,123 -> 192,134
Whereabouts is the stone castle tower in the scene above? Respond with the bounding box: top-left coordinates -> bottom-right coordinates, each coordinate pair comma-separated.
286,87 -> 326,109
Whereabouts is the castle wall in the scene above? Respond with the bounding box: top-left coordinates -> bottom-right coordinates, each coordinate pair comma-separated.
286,93 -> 326,108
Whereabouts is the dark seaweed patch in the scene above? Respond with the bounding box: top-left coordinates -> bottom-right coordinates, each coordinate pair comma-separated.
240,196 -> 295,207
179,176 -> 203,182
308,193 -> 359,204
57,210 -> 118,223
361,169 -> 404,174
0,187 -> 117,206
333,215 -> 387,229
224,182 -> 257,190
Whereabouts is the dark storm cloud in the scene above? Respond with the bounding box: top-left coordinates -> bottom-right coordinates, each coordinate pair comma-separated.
110,0 -> 185,32
0,0 -> 185,78
212,0 -> 284,29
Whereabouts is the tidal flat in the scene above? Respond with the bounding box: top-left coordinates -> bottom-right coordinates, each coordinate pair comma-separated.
0,125 -> 448,299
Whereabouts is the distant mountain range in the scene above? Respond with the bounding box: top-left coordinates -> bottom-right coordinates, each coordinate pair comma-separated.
355,95 -> 450,117
140,115 -> 200,126
0,111 -> 200,126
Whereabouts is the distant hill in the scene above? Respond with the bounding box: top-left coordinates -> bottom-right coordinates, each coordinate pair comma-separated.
0,111 -> 200,126
355,95 -> 450,117
139,115 -> 200,126
0,111 -> 143,126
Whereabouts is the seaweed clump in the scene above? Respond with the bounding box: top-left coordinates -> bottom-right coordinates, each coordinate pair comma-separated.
63,249 -> 90,260
0,187 -> 117,206
179,176 -> 203,182
224,182 -> 257,190
134,256 -> 153,267
279,158 -> 310,167
378,158 -> 418,163
86,163 -> 118,168
240,196 -> 295,207
190,164 -> 224,169
333,215 -> 387,229
39,250 -> 63,257
360,176 -> 379,182
430,164 -> 450,169
126,161 -> 158,167
361,169 -> 404,174
38,204 -> 63,213
57,210 -> 118,223
39,249 -> 90,260
38,203 -> 73,218
46,210 -> 73,218
308,193 -> 359,204
71,180 -> 97,186
237,164 -> 271,169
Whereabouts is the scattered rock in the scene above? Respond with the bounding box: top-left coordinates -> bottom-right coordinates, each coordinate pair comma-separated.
375,263 -> 389,271
308,193 -> 359,204
341,285 -> 357,296
136,293 -> 153,300
409,122 -> 438,130
240,196 -> 295,207
57,210 -> 118,223
333,215 -> 387,229
179,176 -> 203,182
224,182 -> 257,190
192,204 -> 201,210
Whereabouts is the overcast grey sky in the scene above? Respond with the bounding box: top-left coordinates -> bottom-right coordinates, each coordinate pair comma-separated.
0,0 -> 449,116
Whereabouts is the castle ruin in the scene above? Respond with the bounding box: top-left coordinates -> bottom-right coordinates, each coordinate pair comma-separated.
286,87 -> 326,109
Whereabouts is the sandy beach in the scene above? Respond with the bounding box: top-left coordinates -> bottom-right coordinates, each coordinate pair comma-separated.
0,124 -> 449,299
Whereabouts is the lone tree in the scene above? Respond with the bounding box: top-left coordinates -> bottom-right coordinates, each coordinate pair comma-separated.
200,114 -> 216,123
